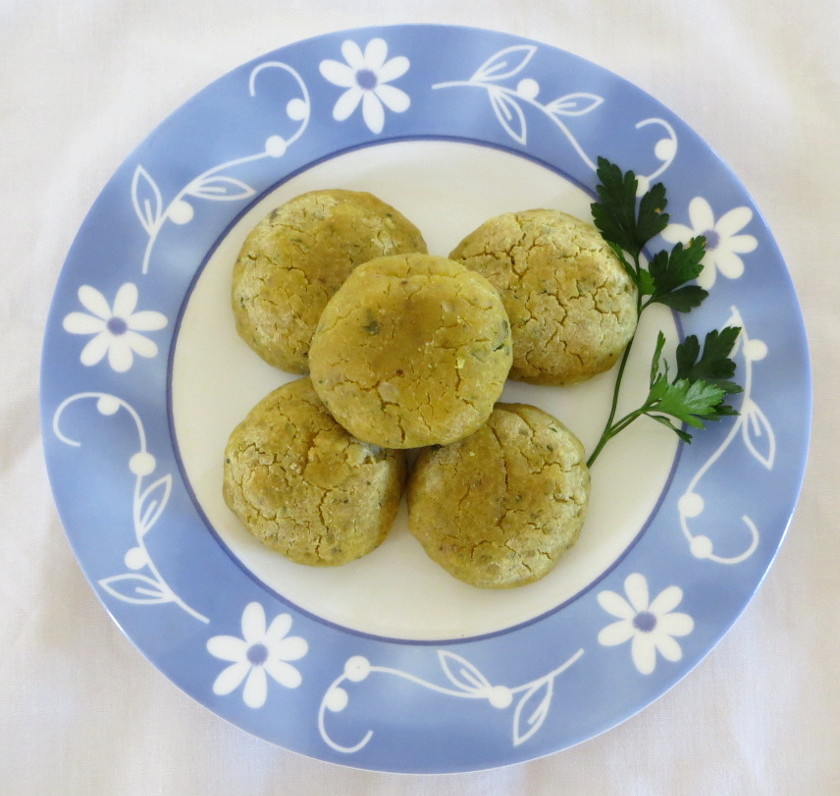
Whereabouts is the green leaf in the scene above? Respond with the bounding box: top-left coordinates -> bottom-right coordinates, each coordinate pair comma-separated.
638,269 -> 655,297
645,238 -> 709,312
642,326 -> 743,437
648,413 -> 693,443
654,286 -> 709,312
636,181 -> 669,244
591,158 -> 639,257
590,156 -> 669,265
676,326 -> 743,394
649,331 -> 668,384
708,402 -> 740,419
674,334 -> 699,376
649,377 -> 728,428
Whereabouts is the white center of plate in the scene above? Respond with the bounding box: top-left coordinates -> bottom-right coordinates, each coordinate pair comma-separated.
171,140 -> 678,641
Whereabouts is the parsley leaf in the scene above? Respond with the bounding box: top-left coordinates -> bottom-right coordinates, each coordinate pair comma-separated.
637,181 -> 669,248
587,328 -> 742,466
648,374 -> 728,429
642,238 -> 709,312
590,156 -> 669,270
675,326 -> 743,396
645,328 -> 742,440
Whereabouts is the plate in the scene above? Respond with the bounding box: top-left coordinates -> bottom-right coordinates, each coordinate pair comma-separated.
41,25 -> 810,773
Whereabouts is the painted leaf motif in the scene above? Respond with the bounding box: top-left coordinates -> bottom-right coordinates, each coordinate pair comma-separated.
470,45 -> 537,83
742,399 -> 776,469
488,88 -> 528,145
131,165 -> 163,234
544,92 -> 603,117
99,573 -> 172,605
135,474 -> 172,536
513,676 -> 554,746
437,651 -> 493,694
187,175 -> 255,201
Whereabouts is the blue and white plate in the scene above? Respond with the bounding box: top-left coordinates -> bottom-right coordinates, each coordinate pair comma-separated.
41,25 -> 810,773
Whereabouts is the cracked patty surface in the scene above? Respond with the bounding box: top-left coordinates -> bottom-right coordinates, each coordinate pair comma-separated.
222,378 -> 406,566
407,403 -> 590,588
232,189 -> 426,373
308,253 -> 513,449
449,209 -> 637,385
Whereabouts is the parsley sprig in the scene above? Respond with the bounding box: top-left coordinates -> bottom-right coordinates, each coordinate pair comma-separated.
586,157 -> 742,467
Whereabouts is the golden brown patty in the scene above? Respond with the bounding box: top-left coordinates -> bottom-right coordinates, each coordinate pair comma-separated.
223,378 -> 406,566
232,189 -> 426,373
308,253 -> 513,449
407,403 -> 590,588
449,209 -> 637,385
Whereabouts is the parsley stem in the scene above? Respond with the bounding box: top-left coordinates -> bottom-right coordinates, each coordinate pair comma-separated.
585,431 -> 611,470
607,406 -> 649,437
586,398 -> 650,469
586,276 -> 644,469
587,335 -> 634,468
587,396 -> 643,467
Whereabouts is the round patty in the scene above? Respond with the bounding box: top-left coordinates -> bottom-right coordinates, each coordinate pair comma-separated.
232,189 -> 426,373
223,378 -> 406,566
407,402 -> 590,588
308,253 -> 513,449
449,209 -> 637,385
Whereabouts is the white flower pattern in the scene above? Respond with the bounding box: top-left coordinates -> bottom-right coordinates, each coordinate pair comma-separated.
207,602 -> 308,709
319,38 -> 410,133
597,573 -> 694,675
661,197 -> 757,290
62,283 -> 167,372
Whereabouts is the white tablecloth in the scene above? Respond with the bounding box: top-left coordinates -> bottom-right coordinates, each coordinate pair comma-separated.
4,1 -> 836,793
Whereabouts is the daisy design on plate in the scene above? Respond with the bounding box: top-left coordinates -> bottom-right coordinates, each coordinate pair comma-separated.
62,282 -> 167,372
661,197 -> 758,290
207,602 -> 308,709
319,38 -> 410,134
597,573 -> 694,675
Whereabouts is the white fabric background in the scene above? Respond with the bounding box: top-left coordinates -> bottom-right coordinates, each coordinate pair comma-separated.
3,1 -> 837,793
